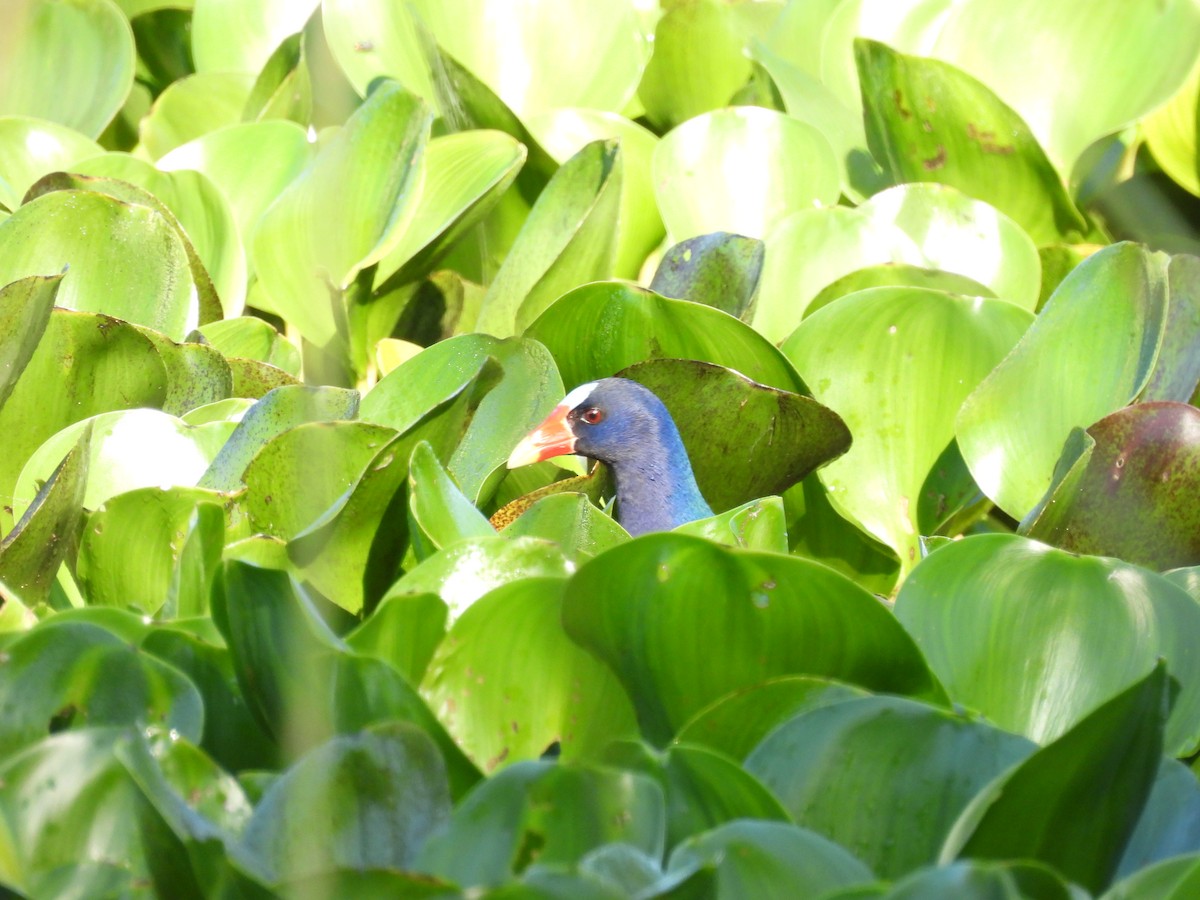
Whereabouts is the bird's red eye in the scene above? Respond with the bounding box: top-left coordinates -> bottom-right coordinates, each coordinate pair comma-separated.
581,407 -> 604,425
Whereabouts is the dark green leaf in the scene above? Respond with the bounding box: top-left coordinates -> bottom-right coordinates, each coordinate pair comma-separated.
649,233 -> 764,322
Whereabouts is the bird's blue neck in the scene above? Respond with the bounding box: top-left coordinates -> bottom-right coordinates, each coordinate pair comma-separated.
610,426 -> 712,536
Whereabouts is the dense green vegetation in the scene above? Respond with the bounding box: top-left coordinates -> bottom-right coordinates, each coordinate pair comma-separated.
1,0 -> 1200,896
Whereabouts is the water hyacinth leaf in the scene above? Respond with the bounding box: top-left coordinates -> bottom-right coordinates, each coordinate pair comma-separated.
957,243 -> 1168,519
476,139 -> 622,337
58,158 -> 247,319
1022,403 -> 1200,571
322,0 -> 644,120
253,82 -> 431,348
1140,254 -> 1200,404
130,329 -> 232,417
671,497 -> 789,554
192,0 -> 320,75
649,232 -> 765,321
240,32 -> 311,125
76,486 -> 226,616
373,129 -> 526,290
240,723 -> 451,884
526,281 -> 805,394
197,316 -> 300,375
0,190 -> 197,340
526,107 -> 664,279
421,577 -> 638,770
806,265 -> 995,320
407,441 -> 493,559
944,664 -> 1171,895
384,536 -> 573,626
1118,759 -> 1200,880
12,408 -> 233,530
653,107 -> 840,242
1105,855 -> 1200,900
637,0 -> 751,132
676,676 -> 870,762
0,729 -> 147,891
562,534 -> 944,744
894,533 -> 1200,756
856,39 -> 1087,244
362,333 -> 565,504
0,622 -> 203,758
226,358 -> 301,399
140,628 -> 281,774
242,421 -> 395,540
621,357 -> 848,514
930,0 -> 1200,177
200,385 -> 360,492
346,592 -> 448,688
0,311 -> 169,532
886,860 -> 1073,899
416,761 -> 666,888
746,696 -> 1035,879
138,72 -> 256,160
157,121 -> 314,270
0,273 -> 61,410
857,182 -> 1041,311
0,117 -> 101,210
1144,58 -> 1200,198
752,206 -> 917,341
665,819 -> 875,899
0,426 -> 89,607
501,493 -> 629,563
0,0 -> 135,137
784,287 -> 1031,572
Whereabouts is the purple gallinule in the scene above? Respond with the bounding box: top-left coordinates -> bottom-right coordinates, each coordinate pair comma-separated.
507,378 -> 712,535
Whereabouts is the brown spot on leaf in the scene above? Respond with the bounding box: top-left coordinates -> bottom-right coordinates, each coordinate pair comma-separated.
922,145 -> 947,170
893,89 -> 913,119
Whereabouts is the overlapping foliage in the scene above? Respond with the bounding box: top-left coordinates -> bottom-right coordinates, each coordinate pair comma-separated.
1,0 -> 1200,897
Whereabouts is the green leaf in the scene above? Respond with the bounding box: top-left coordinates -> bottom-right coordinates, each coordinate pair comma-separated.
346,592 -> 447,688
1119,759 -> 1200,880
385,535 -> 573,624
943,664 -> 1173,895
191,0 -> 319,75
885,860 -> 1073,900
373,129 -> 526,290
653,107 -> 840,241
0,273 -> 61,410
199,385 -> 360,492
197,316 -> 300,375
252,81 -> 431,349
621,358 -> 850,513
138,72 -> 255,160
894,533 -> 1200,756
526,281 -> 805,394
131,328 -> 232,417
0,729 -> 146,891
1145,57 -> 1200,197
1022,403 -> 1200,570
745,696 -> 1035,879
240,723 -> 451,884
676,676 -> 870,762
421,577 -> 638,771
957,243 -> 1169,518
664,819 -> 875,898
0,117 -> 101,211
671,497 -> 789,554
526,108 -> 664,279
929,0 -> 1200,176
0,0 -> 135,138
0,310 -> 169,532
322,0 -> 645,120
638,0 -> 752,132
649,232 -> 765,321
0,426 -> 90,607
856,39 -> 1087,244
475,139 -> 621,337
805,265 -> 995,321
1140,254 -> 1200,403
501,493 -> 630,563
562,534 -> 944,744
76,486 -> 225,617
0,189 -> 197,340
416,761 -> 665,888
407,440 -> 493,558
784,287 -> 1031,572
241,32 -> 312,125
0,621 -> 203,758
